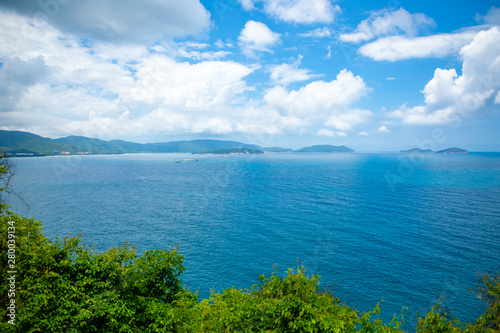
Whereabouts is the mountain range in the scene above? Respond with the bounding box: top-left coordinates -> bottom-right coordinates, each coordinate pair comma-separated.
0,130 -> 296,155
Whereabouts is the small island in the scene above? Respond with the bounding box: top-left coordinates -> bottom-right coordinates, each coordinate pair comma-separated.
436,147 -> 468,154
295,145 -> 354,153
399,147 -> 468,154
193,147 -> 264,155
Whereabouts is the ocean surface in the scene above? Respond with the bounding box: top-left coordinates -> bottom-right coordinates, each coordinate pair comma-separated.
6,152 -> 500,330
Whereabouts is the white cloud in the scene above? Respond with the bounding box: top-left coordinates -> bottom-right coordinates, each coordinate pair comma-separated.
263,0 -> 340,24
476,6 -> 500,26
317,129 -> 336,137
264,70 -> 371,131
325,109 -> 372,131
0,10 -> 281,139
358,131 -> 369,136
130,55 -> 254,108
0,7 -> 376,140
264,69 -> 368,117
0,0 -> 211,44
268,55 -> 322,85
389,27 -> 500,124
240,0 -> 340,24
237,0 -> 256,10
359,30 -> 478,61
238,20 -> 281,58
340,8 -> 434,43
378,125 -> 390,132
298,28 -> 333,38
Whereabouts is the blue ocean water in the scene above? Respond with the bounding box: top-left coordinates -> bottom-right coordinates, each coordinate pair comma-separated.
6,152 -> 500,330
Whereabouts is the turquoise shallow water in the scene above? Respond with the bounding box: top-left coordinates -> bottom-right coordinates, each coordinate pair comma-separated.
6,152 -> 500,330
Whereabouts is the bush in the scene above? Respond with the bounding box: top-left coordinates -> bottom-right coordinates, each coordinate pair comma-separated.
0,206 -> 197,332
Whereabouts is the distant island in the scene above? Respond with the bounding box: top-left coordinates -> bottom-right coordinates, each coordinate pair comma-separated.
295,145 -> 354,153
399,147 -> 468,154
436,147 -> 469,154
193,148 -> 264,155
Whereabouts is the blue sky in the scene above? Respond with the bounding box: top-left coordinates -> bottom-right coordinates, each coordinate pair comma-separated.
0,0 -> 499,151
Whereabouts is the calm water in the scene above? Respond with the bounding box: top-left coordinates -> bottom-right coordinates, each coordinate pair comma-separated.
6,152 -> 500,330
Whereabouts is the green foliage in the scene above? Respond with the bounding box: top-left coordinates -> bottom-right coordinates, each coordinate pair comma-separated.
416,298 -> 464,333
468,273 -> 500,332
0,206 -> 197,332
188,267 -> 406,332
0,154 -> 15,210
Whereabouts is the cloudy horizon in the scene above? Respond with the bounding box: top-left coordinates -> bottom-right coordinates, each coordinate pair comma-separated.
0,0 -> 499,151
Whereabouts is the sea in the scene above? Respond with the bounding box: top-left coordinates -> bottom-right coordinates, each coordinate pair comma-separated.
5,152 -> 500,330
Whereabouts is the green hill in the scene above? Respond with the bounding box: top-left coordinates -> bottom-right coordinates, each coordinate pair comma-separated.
0,130 -> 291,155
295,145 -> 354,153
0,130 -> 75,155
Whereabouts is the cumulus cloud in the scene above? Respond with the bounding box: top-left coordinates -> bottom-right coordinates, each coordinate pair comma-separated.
268,55 -> 322,85
238,20 -> 281,58
377,125 -> 390,132
389,27 -> 500,124
264,69 -> 371,131
340,8 -> 434,43
130,55 -> 253,108
264,69 -> 367,116
0,0 -> 211,44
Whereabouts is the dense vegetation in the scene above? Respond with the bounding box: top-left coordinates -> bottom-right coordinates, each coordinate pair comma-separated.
1,155 -> 498,332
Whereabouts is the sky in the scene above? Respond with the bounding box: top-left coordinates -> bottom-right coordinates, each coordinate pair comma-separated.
0,0 -> 499,151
